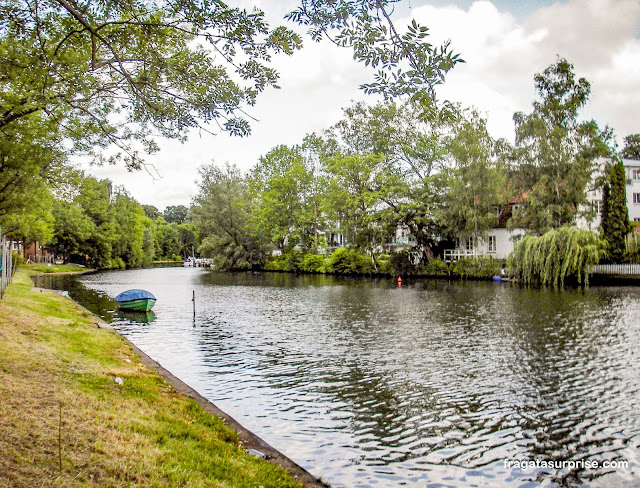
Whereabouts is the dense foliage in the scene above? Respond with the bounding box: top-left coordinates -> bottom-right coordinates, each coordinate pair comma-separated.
0,0 -> 461,242
2,16 -> 630,283
509,58 -> 614,233
47,175 -> 196,268
186,59 -> 625,278
621,134 -> 640,160
190,165 -> 266,270
600,160 -> 631,263
507,226 -> 604,286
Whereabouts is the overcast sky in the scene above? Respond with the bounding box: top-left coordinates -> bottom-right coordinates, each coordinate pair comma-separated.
82,0 -> 640,211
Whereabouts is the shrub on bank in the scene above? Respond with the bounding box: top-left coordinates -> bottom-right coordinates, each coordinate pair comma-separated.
419,257 -> 449,276
451,256 -> 501,279
299,253 -> 326,273
264,254 -> 287,271
264,249 -> 507,281
328,248 -> 375,274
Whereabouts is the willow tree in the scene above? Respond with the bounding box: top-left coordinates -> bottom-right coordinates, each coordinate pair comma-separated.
507,226 -> 604,286
191,164 -> 267,270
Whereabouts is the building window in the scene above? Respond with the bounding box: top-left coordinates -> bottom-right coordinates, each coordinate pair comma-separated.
634,169 -> 640,180
634,193 -> 640,204
465,237 -> 474,251
635,218 -> 640,222
488,236 -> 497,253
592,200 -> 602,214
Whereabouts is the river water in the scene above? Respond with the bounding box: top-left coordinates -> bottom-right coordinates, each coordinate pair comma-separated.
35,267 -> 640,487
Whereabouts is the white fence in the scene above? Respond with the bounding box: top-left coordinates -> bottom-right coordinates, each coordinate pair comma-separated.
1,230 -> 16,299
591,264 -> 640,275
443,249 -> 477,262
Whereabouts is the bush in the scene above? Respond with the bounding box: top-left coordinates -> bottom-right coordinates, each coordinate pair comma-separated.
11,251 -> 24,268
328,248 -> 375,274
264,254 -> 287,271
375,253 -> 391,274
281,250 -> 302,272
299,254 -> 326,273
420,257 -> 449,276
111,257 -> 126,269
452,256 -> 501,279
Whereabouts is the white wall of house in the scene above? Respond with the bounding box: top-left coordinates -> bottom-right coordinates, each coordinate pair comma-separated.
448,229 -> 525,260
624,159 -> 640,223
489,229 -> 525,259
580,187 -> 602,231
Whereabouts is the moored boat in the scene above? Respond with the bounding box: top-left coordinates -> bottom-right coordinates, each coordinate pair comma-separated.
114,289 -> 156,312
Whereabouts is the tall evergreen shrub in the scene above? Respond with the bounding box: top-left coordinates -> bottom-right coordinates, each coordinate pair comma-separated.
600,160 -> 631,262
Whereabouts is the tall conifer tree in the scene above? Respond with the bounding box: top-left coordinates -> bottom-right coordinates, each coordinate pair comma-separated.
601,161 -> 631,262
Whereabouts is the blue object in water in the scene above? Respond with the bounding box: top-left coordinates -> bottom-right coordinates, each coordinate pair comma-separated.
115,289 -> 157,311
115,289 -> 156,302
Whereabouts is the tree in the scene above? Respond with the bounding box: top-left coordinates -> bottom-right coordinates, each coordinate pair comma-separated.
621,134 -> 640,160
507,226 -> 604,286
326,97 -> 457,260
163,205 -> 188,225
1,0 -> 460,172
49,199 -> 95,263
600,160 -> 631,262
177,223 -> 198,258
442,110 -> 505,245
48,175 -> 157,267
510,58 -> 613,233
112,190 -> 155,267
154,217 -> 180,260
0,114 -> 61,240
74,177 -> 120,268
0,0 -> 303,168
324,153 -> 390,254
249,145 -> 314,252
142,205 -> 161,220
191,164 -> 267,270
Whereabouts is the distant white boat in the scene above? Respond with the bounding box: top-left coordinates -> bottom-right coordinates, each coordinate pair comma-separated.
183,257 -> 211,268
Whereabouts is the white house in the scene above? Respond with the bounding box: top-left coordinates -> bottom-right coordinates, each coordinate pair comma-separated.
444,228 -> 525,261
443,158 -> 640,261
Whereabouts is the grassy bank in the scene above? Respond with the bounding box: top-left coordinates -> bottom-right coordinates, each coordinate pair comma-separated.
19,263 -> 94,276
0,271 -> 303,488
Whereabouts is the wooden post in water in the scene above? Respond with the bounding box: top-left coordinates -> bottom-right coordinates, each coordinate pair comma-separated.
192,290 -> 196,325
